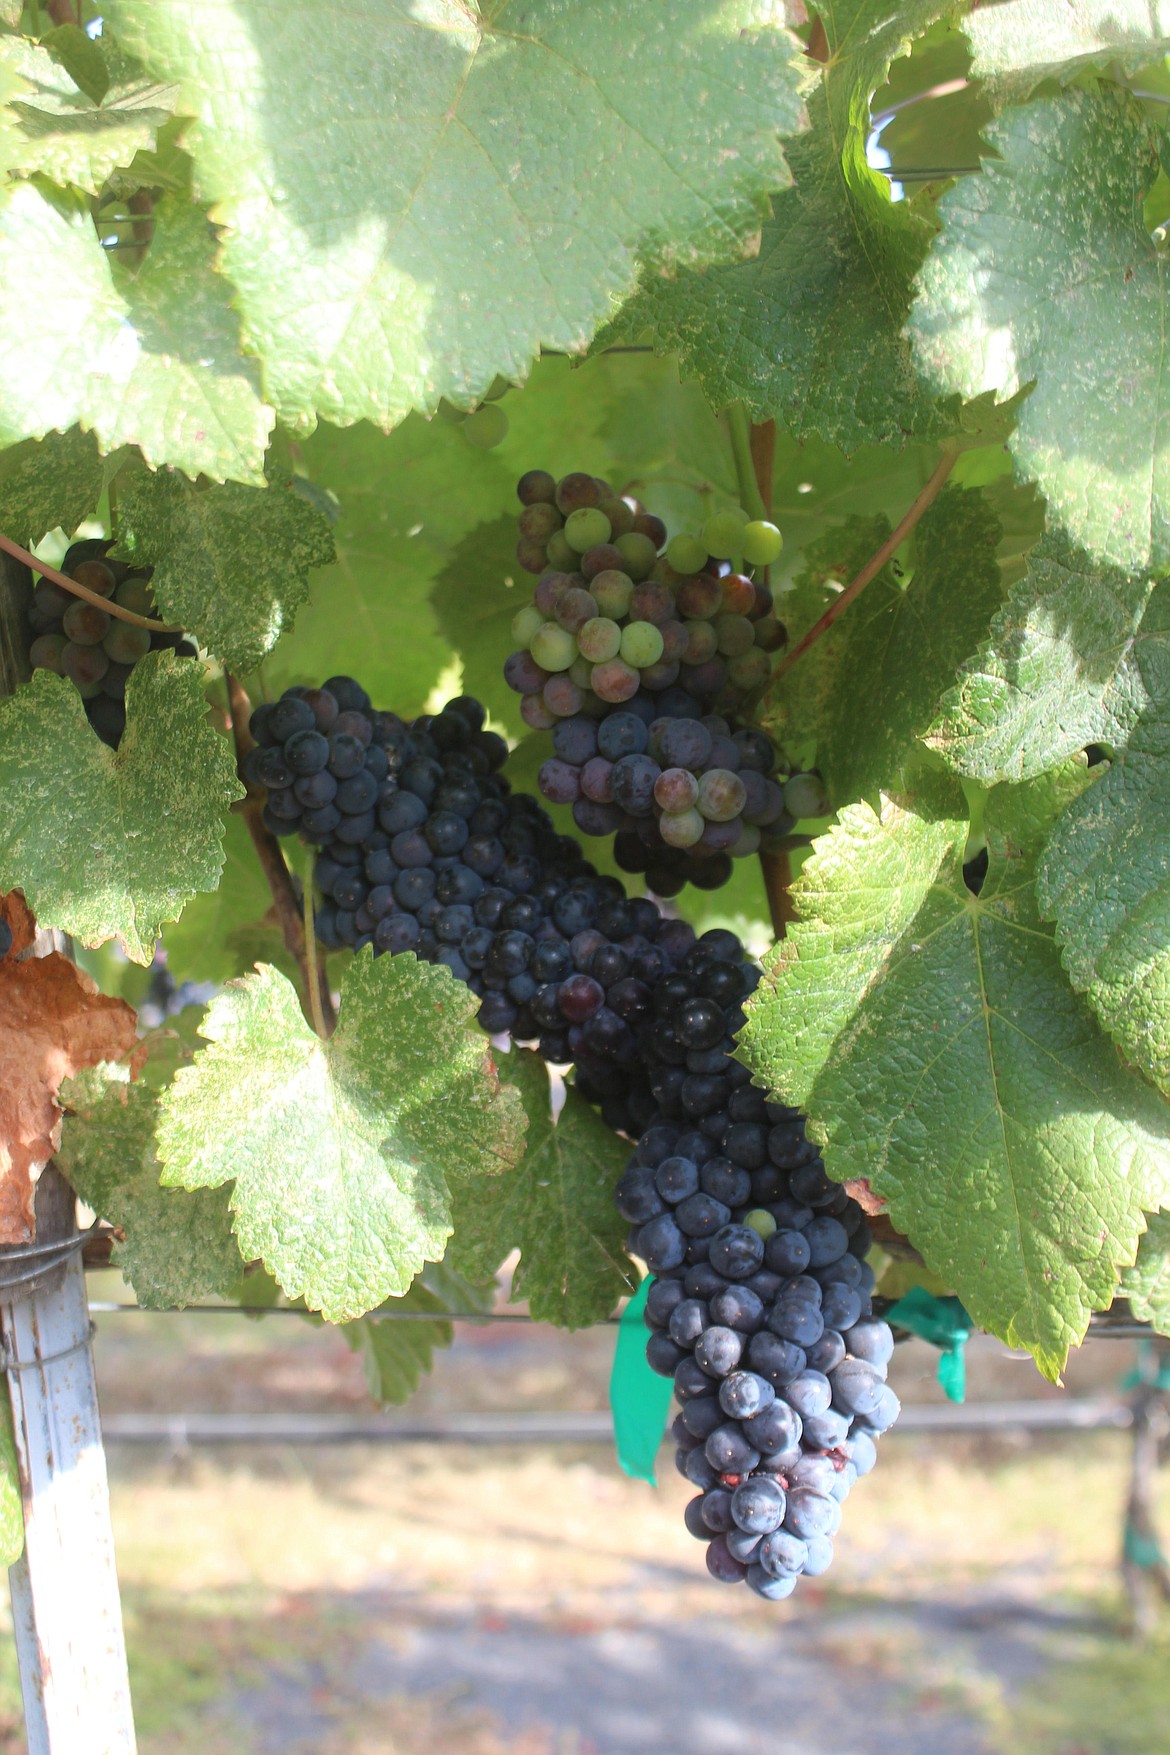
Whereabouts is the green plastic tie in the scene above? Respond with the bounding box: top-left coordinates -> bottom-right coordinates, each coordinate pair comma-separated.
609,1276 -> 673,1484
1124,1518 -> 1167,1571
885,1287 -> 972,1403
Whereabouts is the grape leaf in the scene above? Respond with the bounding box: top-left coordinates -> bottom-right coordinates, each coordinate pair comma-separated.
0,183 -> 273,482
738,765 -> 1170,1378
0,33 -> 175,193
105,0 -> 806,432
928,531 -> 1159,784
116,464 -> 334,669
608,1 -> 952,449
450,1047 -> 634,1328
0,426 -> 105,547
155,956 -> 526,1323
430,516 -> 530,740
1036,583 -> 1170,1092
909,88 -> 1170,574
161,807 -> 285,986
342,1262 -> 495,1406
0,655 -> 244,964
774,486 -> 1004,806
1119,1210 -> 1170,1335
964,1 -> 1170,100
58,1061 -> 245,1310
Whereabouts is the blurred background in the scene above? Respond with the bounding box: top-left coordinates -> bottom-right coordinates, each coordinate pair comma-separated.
1,1269 -> 1165,1755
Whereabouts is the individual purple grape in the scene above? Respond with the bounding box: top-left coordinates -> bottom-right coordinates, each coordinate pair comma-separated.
542,675 -> 584,718
538,759 -> 581,805
591,658 -> 640,703
504,650 -> 549,695
611,753 -> 661,816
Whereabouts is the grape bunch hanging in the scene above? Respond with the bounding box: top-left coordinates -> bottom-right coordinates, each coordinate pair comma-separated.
506,470 -> 828,891
25,539 -> 197,748
245,660 -> 898,1602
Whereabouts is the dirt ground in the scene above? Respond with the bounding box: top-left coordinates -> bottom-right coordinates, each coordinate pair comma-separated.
1,1277 -> 1167,1754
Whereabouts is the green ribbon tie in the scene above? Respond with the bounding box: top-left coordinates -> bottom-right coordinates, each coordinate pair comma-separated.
885,1287 -> 972,1403
610,1276 -> 674,1484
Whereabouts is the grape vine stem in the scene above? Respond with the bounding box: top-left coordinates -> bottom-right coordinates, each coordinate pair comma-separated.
224,671 -> 337,1036
769,440 -> 961,684
302,847 -> 331,1041
727,404 -> 770,524
0,531 -> 182,632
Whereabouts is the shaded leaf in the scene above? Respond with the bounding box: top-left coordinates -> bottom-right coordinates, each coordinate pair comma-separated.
0,33 -> 174,193
451,1047 -> 634,1328
116,464 -> 334,669
0,426 -> 105,547
1120,1210 -> 1170,1335
58,1059 -> 244,1309
342,1263 -> 495,1406
965,1 -> 1170,101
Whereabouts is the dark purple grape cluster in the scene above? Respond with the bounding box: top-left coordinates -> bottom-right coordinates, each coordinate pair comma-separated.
26,539 -> 196,747
614,932 -> 898,1599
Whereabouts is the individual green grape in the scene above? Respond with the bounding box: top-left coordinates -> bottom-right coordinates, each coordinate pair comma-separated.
598,496 -> 636,538
564,507 -> 612,553
546,530 -> 576,570
530,623 -> 577,673
784,772 -> 830,818
63,600 -> 110,646
591,569 -> 635,619
569,655 -> 595,690
464,404 -> 509,448
115,578 -> 156,618
682,620 -> 719,663
483,374 -> 513,401
512,604 -> 547,645
659,806 -> 704,848
743,1207 -> 777,1240
29,633 -> 67,673
102,622 -> 152,665
60,640 -> 109,697
666,532 -> 708,575
619,620 -> 665,668
654,767 -> 699,813
576,616 -> 622,663
590,657 -> 640,703
696,768 -> 747,822
702,510 -> 747,560
437,398 -> 468,423
742,520 -> 783,566
615,531 -> 659,581
714,613 -> 756,657
727,649 -> 771,691
731,822 -> 762,858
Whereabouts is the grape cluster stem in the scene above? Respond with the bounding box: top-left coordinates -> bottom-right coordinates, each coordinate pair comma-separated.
225,670 -> 338,1035
0,530 -> 182,633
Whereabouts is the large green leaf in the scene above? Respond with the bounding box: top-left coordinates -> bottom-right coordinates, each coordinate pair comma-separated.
0,426 -> 105,546
0,184 -> 273,482
451,1047 -> 633,1328
116,465 -> 334,669
105,0 -> 806,432
1036,583 -> 1170,1092
156,957 -> 526,1323
0,33 -> 175,193
964,1 -> 1170,100
609,1 -> 951,449
771,485 -> 1004,805
1119,1210 -> 1170,1335
0,655 -> 243,963
738,766 -> 1170,1378
58,1061 -> 245,1310
929,531 -> 1159,783
161,806 -> 288,986
909,88 -> 1170,574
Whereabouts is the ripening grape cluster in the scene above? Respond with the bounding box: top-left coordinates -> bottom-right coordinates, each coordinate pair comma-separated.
244,682 -> 898,1597
506,469 -> 817,892
26,539 -> 197,748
